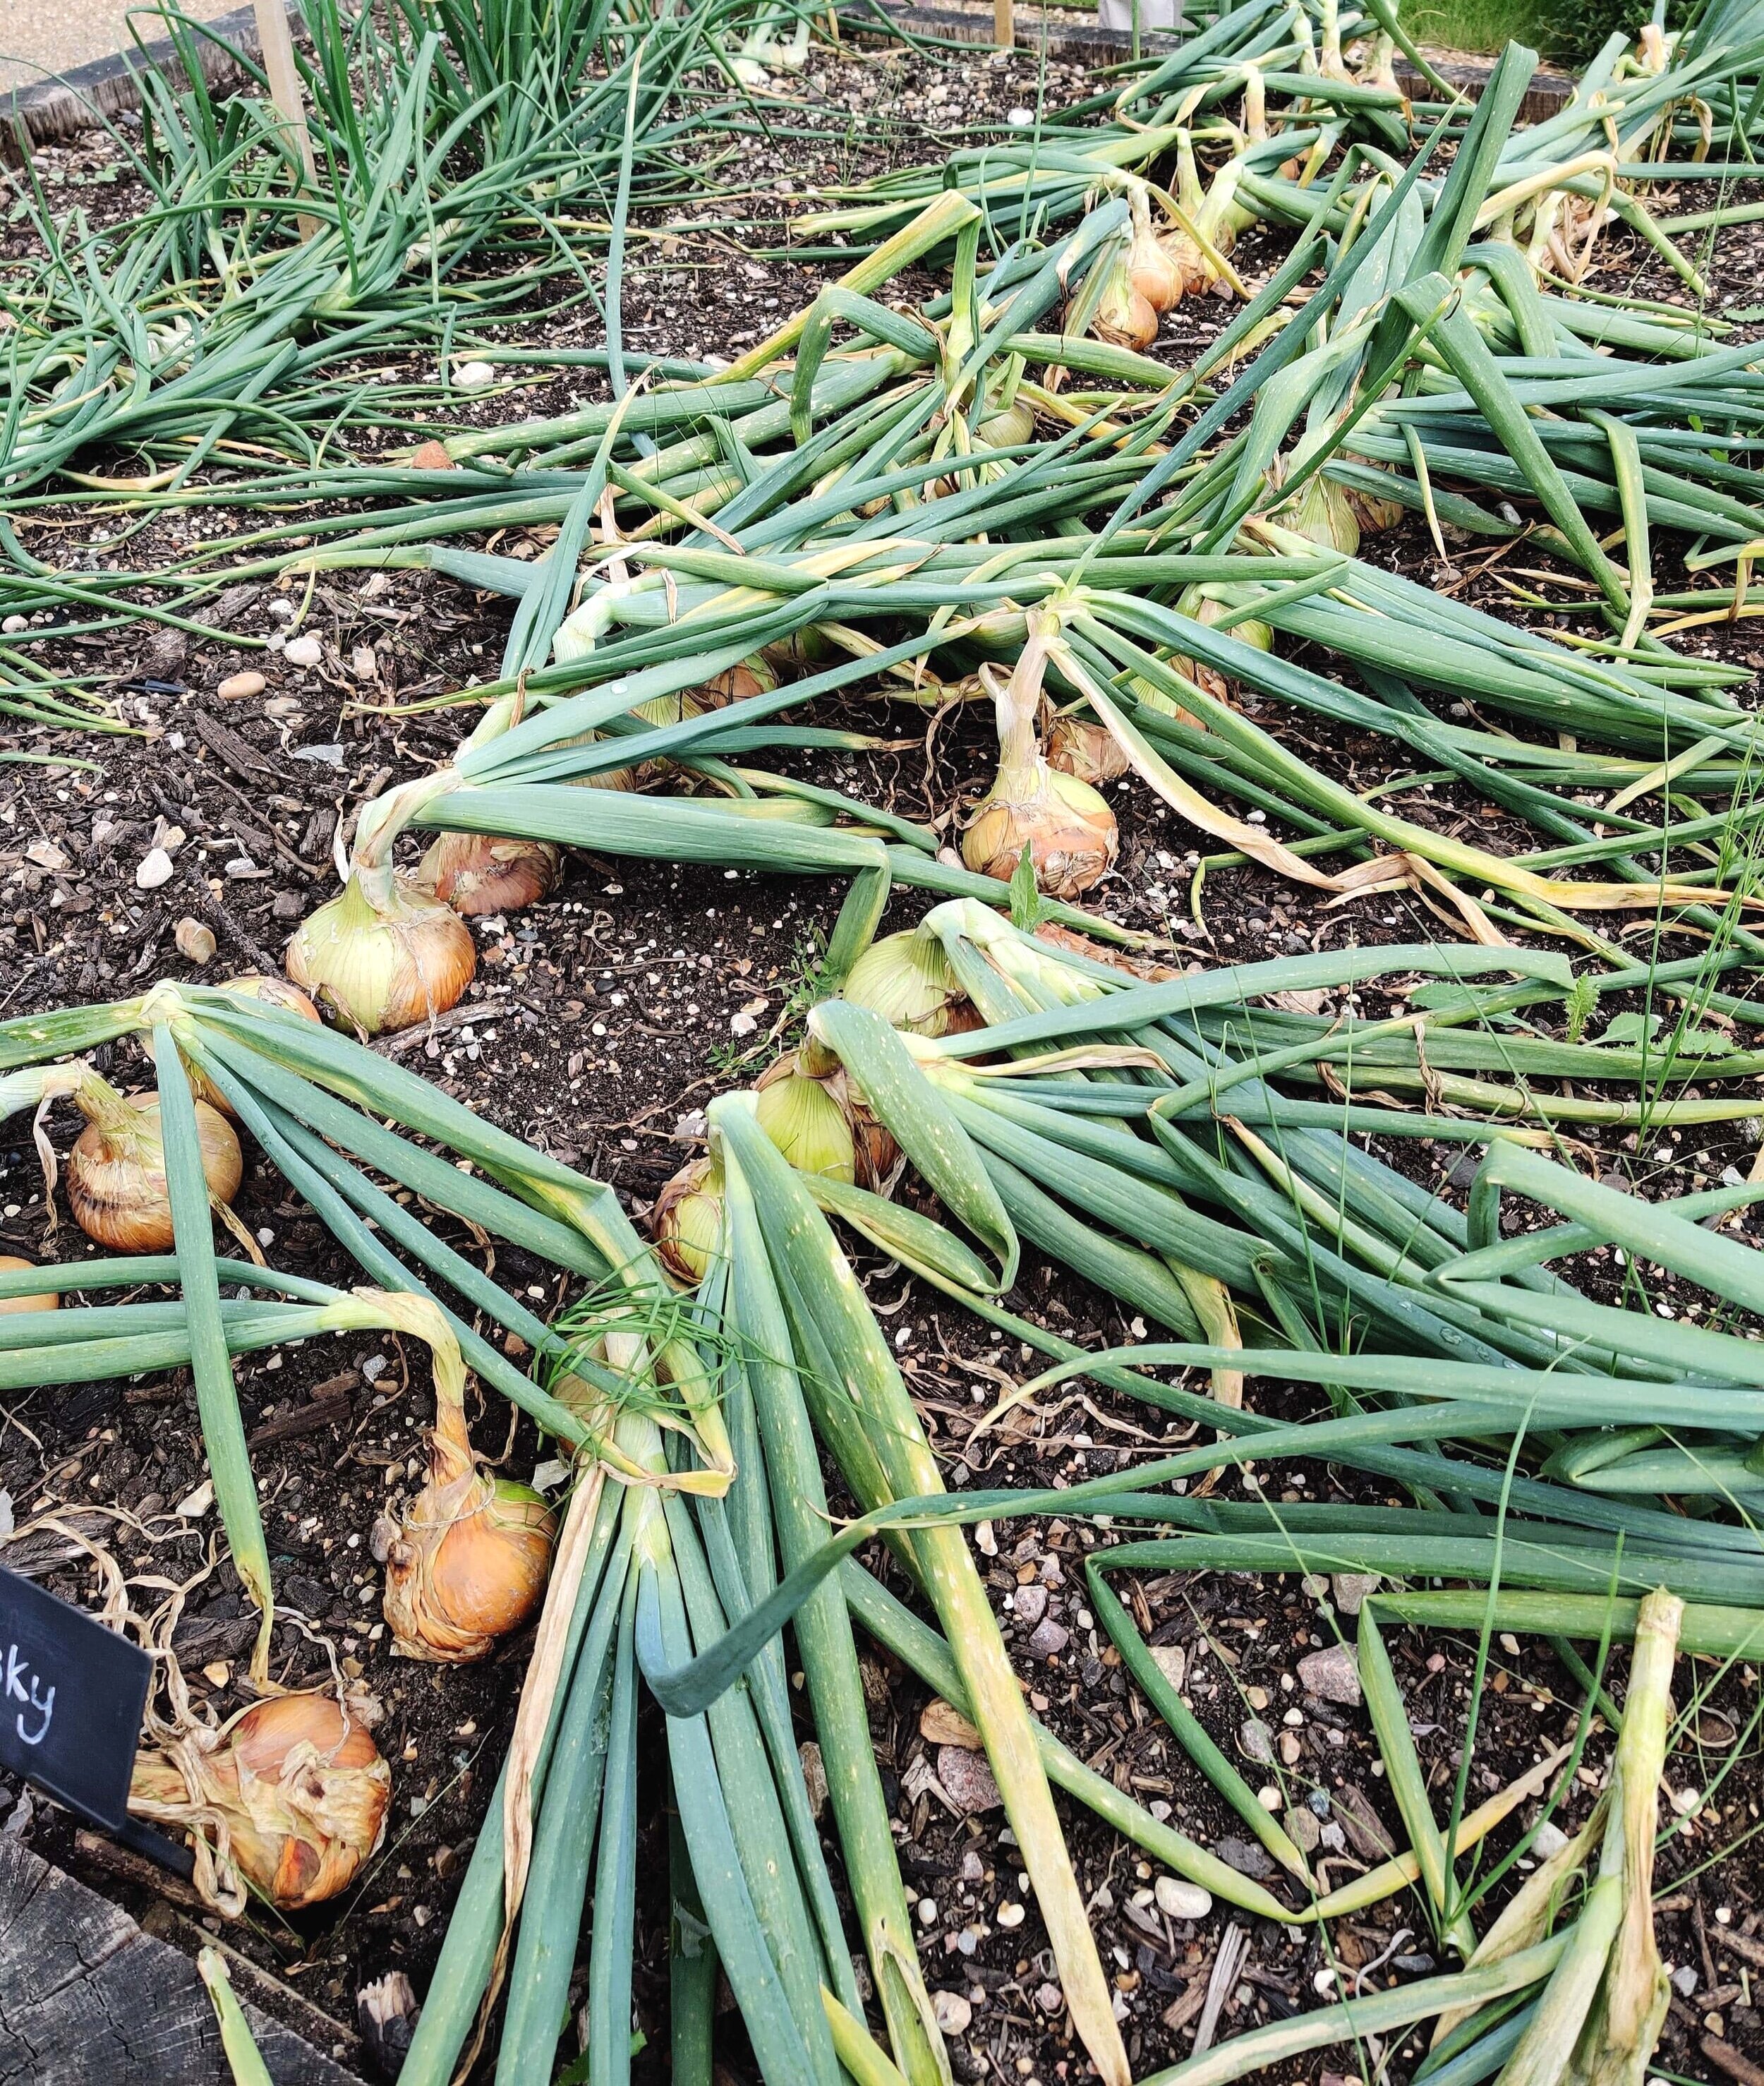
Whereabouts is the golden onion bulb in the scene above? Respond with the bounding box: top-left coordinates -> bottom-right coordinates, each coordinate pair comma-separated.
380,1406 -> 555,1663
0,1255 -> 56,1314
1046,713 -> 1130,787
286,868 -> 476,1037
1275,471 -> 1361,556
1089,253 -> 1159,351
963,611 -> 1119,900
962,766 -> 1118,900
842,931 -> 973,1038
414,832 -> 561,917
652,1155 -> 725,1286
130,1692 -> 389,1912
1134,224 -> 1184,317
66,1090 -> 242,1253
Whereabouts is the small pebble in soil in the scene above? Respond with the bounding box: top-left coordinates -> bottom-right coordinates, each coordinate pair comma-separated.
1239,1718 -> 1274,1764
174,917 -> 217,965
1331,1574 -> 1378,1615
136,847 -> 174,891
1298,1644 -> 1361,1706
1257,1784 -> 1282,1811
452,360 -> 495,390
996,1901 -> 1025,1928
217,670 -> 266,701
283,634 -> 323,669
938,1745 -> 1001,1816
1154,1876 -> 1212,1920
933,1991 -> 972,2035
798,1740 -> 827,1821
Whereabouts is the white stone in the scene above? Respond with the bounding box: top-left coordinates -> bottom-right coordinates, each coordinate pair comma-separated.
453,359 -> 495,390
135,847 -> 174,891
932,1991 -> 972,2035
1154,1876 -> 1212,1920
283,634 -> 323,669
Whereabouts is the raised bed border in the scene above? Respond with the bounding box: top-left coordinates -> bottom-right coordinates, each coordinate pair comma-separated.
5,0 -> 1575,151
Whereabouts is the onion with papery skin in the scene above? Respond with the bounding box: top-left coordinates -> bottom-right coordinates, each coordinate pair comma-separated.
152,975 -> 320,1114
414,833 -> 561,917
842,930 -> 974,1039
1047,713 -> 1130,787
977,399 -> 1036,451
754,1054 -> 857,1183
1128,188 -> 1182,315
1271,466 -> 1361,556
1168,586 -> 1274,706
377,1351 -> 555,1662
1087,249 -> 1158,352
287,865 -> 475,1036
652,1154 -> 725,1285
962,611 -> 1118,900
66,1083 -> 242,1253
130,1693 -> 389,1913
0,1255 -> 56,1313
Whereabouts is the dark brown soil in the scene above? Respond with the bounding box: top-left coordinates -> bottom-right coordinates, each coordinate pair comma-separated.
1,30 -> 1762,2086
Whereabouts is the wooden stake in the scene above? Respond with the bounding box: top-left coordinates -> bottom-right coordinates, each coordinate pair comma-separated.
995,0 -> 1013,47
251,0 -> 320,241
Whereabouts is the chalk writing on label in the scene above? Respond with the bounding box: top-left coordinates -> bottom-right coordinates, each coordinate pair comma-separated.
4,1641 -> 55,1747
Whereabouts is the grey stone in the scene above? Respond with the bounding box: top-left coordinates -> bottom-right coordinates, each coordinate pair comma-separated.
1026,1618 -> 1069,1660
937,1746 -> 1002,1816
1013,1583 -> 1048,1627
1238,1718 -> 1274,1765
1214,1837 -> 1278,1881
1298,1644 -> 1363,1707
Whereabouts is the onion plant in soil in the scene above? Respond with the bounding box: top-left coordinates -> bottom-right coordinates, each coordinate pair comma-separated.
3,24 -> 1764,2086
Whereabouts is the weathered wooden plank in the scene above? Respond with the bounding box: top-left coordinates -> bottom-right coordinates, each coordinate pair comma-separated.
0,1834 -> 361,2085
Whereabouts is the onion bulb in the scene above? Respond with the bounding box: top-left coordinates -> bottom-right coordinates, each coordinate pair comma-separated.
66,1081 -> 242,1253
1128,188 -> 1182,315
754,1054 -> 857,1183
1047,713 -> 1130,787
1087,248 -> 1159,351
652,1155 -> 725,1286
1276,467 -> 1361,555
1169,586 -> 1274,706
0,1256 -> 56,1314
842,930 -> 975,1038
414,833 -> 561,917
977,399 -> 1036,450
152,976 -> 319,1114
377,1358 -> 555,1663
286,864 -> 476,1036
962,611 -> 1118,900
754,1049 -> 899,1189
130,1692 -> 389,1913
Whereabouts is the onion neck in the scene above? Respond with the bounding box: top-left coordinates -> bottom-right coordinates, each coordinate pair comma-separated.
989,608 -> 1062,792
351,771 -> 461,878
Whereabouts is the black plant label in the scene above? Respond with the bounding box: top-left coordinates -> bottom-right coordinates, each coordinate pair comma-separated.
0,1563 -> 150,1830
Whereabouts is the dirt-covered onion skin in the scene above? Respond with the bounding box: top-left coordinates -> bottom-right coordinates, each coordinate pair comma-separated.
130,1692 -> 389,1912
962,768 -> 1118,900
1046,715 -> 1130,788
66,1093 -> 243,1253
286,869 -> 476,1035
414,832 -> 562,917
0,1255 -> 56,1314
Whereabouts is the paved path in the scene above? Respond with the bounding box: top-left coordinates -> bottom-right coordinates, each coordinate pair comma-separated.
1,0 -> 243,96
